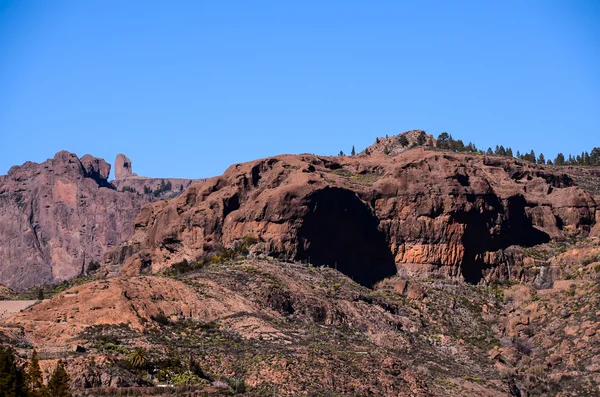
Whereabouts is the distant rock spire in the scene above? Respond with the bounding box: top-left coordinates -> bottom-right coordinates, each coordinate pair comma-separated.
115,154 -> 134,179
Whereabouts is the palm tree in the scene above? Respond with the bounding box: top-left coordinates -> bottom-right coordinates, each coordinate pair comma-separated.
128,347 -> 148,369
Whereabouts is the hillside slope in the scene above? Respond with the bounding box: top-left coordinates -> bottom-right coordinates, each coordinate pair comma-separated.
3,238 -> 600,395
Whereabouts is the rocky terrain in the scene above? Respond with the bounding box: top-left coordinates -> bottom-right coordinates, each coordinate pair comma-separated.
111,153 -> 200,198
109,138 -> 599,288
1,131 -> 599,396
0,151 -> 149,290
1,236 -> 599,396
0,152 -> 196,291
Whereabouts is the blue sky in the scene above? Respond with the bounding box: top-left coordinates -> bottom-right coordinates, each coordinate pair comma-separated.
1,0 -> 598,179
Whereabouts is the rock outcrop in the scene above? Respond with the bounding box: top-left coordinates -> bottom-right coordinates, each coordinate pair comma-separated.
0,151 -> 151,290
114,154 -> 134,179
111,153 -> 200,198
365,130 -> 435,155
110,146 -> 598,286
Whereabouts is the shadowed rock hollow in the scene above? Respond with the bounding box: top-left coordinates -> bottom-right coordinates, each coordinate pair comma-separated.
110,146 -> 599,285
296,187 -> 396,286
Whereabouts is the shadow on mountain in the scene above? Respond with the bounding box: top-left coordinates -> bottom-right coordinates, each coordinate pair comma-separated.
296,187 -> 396,287
458,194 -> 550,284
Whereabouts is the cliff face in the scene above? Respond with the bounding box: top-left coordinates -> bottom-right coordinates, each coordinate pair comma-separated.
0,151 -> 150,290
110,148 -> 598,285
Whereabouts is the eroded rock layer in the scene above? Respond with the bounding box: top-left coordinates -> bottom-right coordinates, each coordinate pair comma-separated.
110,148 -> 598,285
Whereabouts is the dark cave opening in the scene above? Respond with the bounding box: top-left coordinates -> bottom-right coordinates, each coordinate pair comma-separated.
459,194 -> 550,284
295,187 -> 396,288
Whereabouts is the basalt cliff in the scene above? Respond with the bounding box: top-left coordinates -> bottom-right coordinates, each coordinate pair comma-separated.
110,145 -> 600,287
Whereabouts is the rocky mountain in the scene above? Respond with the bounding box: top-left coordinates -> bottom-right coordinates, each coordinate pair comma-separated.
0,151 -> 151,290
1,133 -> 600,395
0,152 -> 198,291
109,146 -> 599,288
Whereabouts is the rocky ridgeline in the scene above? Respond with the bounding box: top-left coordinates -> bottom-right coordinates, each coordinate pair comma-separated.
364,129 -> 435,155
111,153 -> 200,198
110,142 -> 599,287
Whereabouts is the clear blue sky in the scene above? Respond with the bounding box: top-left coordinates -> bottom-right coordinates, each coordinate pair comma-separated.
1,0 -> 598,179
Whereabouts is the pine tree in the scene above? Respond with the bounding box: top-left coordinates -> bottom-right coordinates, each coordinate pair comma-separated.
506,148 -> 514,157
454,139 -> 465,152
47,360 -> 71,397
26,350 -> 46,396
436,132 -> 449,149
0,346 -> 27,397
416,133 -> 426,146
555,153 -> 565,166
338,150 -> 345,156
351,146 -> 356,156
538,153 -> 545,165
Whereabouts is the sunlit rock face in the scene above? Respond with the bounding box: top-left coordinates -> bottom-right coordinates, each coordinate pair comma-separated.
109,147 -> 597,286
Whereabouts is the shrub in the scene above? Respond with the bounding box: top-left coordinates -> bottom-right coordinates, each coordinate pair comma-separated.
87,260 -> 101,274
513,338 -> 533,355
171,373 -> 207,386
226,376 -> 247,394
97,334 -> 121,345
151,312 -> 170,326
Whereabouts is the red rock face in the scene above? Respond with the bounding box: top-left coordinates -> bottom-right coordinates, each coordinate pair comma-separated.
110,149 -> 598,285
0,151 -> 151,290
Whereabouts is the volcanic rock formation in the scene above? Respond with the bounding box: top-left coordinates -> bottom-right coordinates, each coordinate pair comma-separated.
109,146 -> 598,286
366,129 -> 435,155
0,151 -> 151,290
114,154 -> 134,179
111,153 -> 199,197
